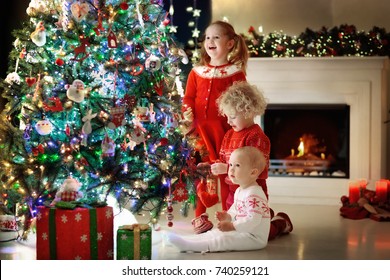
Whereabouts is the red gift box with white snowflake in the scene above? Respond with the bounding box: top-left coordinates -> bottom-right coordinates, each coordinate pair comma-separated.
36,206 -> 114,260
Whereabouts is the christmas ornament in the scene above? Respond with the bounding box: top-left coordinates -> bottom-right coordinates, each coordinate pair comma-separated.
166,197 -> 174,227
120,134 -> 137,151
52,177 -> 83,205
101,134 -> 116,157
81,109 -> 97,146
120,2 -> 129,10
55,58 -> 65,66
66,79 -> 87,103
107,106 -> 126,129
71,1 -> 90,22
30,21 -> 46,47
5,72 -> 21,85
145,55 -> 161,71
35,119 -> 53,135
172,176 -> 188,202
71,35 -> 90,62
32,144 -> 44,156
25,77 -> 37,87
121,94 -> 136,110
107,30 -> 118,48
42,97 -> 63,112
133,106 -> 149,122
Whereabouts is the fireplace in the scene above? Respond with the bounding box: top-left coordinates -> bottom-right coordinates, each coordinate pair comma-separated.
263,104 -> 350,178
248,57 -> 389,205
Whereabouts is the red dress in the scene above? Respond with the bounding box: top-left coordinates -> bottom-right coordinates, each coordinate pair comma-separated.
183,63 -> 246,161
219,124 -> 271,210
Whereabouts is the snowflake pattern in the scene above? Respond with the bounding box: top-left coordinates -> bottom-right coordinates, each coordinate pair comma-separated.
80,234 -> 88,243
36,212 -> 42,220
141,233 -> 148,240
248,198 -> 260,209
121,234 -> 128,240
74,255 -> 82,260
74,213 -> 82,222
61,214 -> 68,223
107,250 -> 114,258
105,208 -> 113,219
42,232 -> 48,240
97,232 -> 103,241
90,65 -> 116,94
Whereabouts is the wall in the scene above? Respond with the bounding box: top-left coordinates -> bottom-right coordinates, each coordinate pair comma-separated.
212,0 -> 390,35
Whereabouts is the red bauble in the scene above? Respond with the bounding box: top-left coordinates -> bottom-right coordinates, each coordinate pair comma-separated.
120,2 -> 129,10
167,221 -> 173,227
159,137 -> 169,146
55,58 -> 65,66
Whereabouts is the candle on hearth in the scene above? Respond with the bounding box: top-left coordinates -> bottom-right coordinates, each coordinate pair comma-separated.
375,180 -> 388,203
348,181 -> 360,203
359,179 -> 368,189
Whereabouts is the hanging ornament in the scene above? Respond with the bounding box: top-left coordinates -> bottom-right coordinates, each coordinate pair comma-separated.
42,97 -> 63,112
120,2 -> 129,10
30,21 -> 46,47
35,118 -> 53,135
131,118 -> 147,144
172,174 -> 188,202
71,35 -> 90,62
32,144 -> 45,156
133,106 -> 149,122
25,76 -> 37,87
145,55 -> 161,72
166,180 -> 174,227
66,79 -> 87,103
120,134 -> 137,151
121,94 -> 136,110
81,109 -> 97,146
101,134 -> 116,157
149,103 -> 156,123
154,81 -> 164,96
107,30 -> 118,48
5,72 -> 21,85
70,1 -> 90,22
55,58 -> 65,66
107,106 -> 126,129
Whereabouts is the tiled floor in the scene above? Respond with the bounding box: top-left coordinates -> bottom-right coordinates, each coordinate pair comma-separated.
1,203 -> 390,260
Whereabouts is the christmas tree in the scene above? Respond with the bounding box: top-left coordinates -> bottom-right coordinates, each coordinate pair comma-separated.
0,0 -> 197,237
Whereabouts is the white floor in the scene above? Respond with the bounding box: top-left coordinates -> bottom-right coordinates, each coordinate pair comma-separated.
1,203 -> 390,260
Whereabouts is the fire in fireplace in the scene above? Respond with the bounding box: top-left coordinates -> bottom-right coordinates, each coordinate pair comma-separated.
263,104 -> 350,178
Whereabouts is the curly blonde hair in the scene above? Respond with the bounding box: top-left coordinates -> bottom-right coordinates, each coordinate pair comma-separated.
216,81 -> 267,119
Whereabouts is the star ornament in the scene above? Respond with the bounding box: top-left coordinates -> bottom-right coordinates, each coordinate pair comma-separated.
168,25 -> 178,33
192,28 -> 200,38
193,9 -> 201,17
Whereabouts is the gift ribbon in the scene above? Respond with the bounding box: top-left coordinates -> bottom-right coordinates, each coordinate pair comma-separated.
48,208 -> 98,259
120,224 -> 149,259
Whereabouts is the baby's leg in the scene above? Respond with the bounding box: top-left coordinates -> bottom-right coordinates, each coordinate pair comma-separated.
167,232 -> 209,252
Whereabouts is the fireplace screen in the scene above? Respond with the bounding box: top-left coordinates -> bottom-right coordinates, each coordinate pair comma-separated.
263,104 -> 350,178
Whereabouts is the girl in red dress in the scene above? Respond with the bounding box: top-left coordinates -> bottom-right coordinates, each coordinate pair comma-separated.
181,21 -> 249,216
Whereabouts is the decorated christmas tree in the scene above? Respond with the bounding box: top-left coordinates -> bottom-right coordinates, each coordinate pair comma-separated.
0,0 -> 198,237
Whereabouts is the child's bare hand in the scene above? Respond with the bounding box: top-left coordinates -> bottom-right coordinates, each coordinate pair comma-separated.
215,211 -> 230,221
210,162 -> 228,175
183,107 -> 194,122
217,221 -> 235,232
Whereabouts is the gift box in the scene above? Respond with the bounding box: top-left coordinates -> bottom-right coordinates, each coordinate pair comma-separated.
116,224 -> 152,260
36,206 -> 113,260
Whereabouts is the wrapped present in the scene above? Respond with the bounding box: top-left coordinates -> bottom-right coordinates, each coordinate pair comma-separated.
36,206 -> 113,260
117,224 -> 152,260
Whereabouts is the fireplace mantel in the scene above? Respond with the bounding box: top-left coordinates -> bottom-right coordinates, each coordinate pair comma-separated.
247,57 -> 389,205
